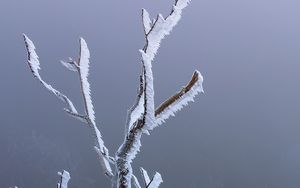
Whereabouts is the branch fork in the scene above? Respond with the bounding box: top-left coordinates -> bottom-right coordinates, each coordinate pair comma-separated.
23,0 -> 203,187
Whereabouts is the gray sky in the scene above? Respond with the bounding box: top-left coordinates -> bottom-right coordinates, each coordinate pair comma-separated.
1,0 -> 300,187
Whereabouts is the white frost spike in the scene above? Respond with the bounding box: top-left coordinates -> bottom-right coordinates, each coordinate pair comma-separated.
155,70 -> 204,127
147,172 -> 163,188
57,170 -> 70,188
132,174 -> 142,188
78,38 -> 96,126
142,9 -> 152,34
23,34 -> 78,114
140,167 -> 151,186
60,60 -> 78,72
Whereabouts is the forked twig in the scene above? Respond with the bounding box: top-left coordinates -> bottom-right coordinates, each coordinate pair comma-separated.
23,35 -> 113,177
23,0 -> 203,187
115,0 -> 203,187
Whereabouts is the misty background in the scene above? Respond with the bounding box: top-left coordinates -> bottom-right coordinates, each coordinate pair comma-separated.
0,0 -> 300,187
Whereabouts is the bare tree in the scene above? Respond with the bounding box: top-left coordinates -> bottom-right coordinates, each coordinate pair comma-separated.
23,0 -> 203,187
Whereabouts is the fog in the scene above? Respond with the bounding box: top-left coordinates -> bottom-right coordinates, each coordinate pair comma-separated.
0,0 -> 300,187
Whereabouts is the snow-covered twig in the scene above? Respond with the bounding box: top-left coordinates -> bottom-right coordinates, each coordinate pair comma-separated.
140,168 -> 163,188
155,70 -> 204,126
23,34 -> 79,117
57,170 -> 71,188
132,174 -> 141,188
125,72 -> 145,134
76,38 -> 113,177
140,167 -> 151,186
147,172 -> 163,188
23,35 -> 113,177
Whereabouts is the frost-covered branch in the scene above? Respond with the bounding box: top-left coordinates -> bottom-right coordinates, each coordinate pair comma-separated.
140,167 -> 151,186
24,0 -> 202,187
155,70 -> 203,126
23,35 -> 113,177
76,38 -> 113,177
132,174 -> 141,188
147,172 -> 163,188
23,34 -> 79,117
125,72 -> 145,134
115,0 -> 200,187
140,168 -> 163,188
57,170 -> 71,188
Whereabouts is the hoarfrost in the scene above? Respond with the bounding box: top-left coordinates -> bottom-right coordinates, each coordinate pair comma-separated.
116,0 -> 197,187
156,70 -> 204,126
23,35 -> 113,177
147,172 -> 163,188
24,0 -> 201,187
142,9 -> 152,34
23,34 -> 78,115
126,74 -> 145,132
57,170 -> 70,188
132,174 -> 142,188
78,38 -> 96,126
60,59 -> 78,72
140,167 -> 151,185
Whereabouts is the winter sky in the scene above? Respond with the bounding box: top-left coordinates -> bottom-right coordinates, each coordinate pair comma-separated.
1,0 -> 300,187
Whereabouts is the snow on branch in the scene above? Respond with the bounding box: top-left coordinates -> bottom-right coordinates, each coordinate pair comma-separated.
93,125 -> 113,177
147,172 -> 163,188
60,58 -> 78,72
76,38 -> 113,177
78,38 -> 96,126
23,34 -> 80,118
140,50 -> 156,131
142,9 -> 152,35
24,0 -> 201,187
57,170 -> 71,188
139,0 -> 192,131
132,174 -> 142,188
140,167 -> 151,186
140,168 -> 163,188
142,0 -> 192,62
155,70 -> 204,126
23,35 -> 113,177
125,72 -> 145,134
116,0 -> 195,187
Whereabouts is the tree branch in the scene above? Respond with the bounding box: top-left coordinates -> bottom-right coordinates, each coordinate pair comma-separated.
147,172 -> 163,188
116,0 -> 194,187
76,38 -> 113,177
132,174 -> 142,188
57,170 -> 71,188
155,70 -> 204,126
140,168 -> 163,188
23,34 -> 79,116
125,69 -> 145,134
23,35 -> 113,177
24,1 -> 200,187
